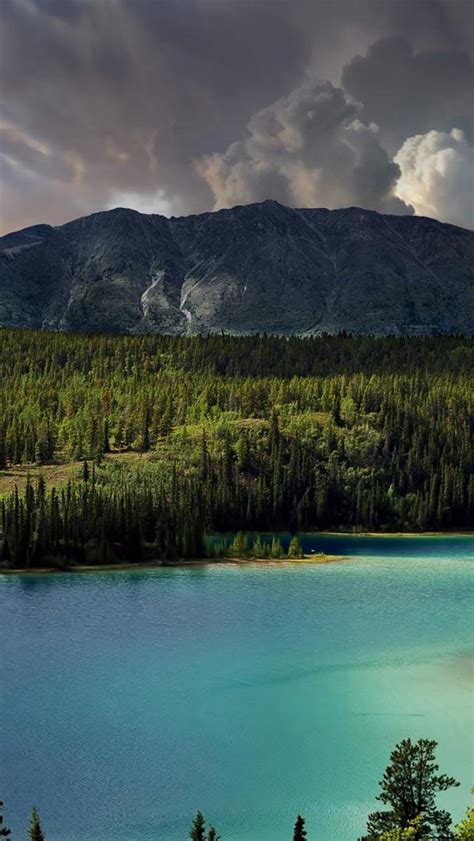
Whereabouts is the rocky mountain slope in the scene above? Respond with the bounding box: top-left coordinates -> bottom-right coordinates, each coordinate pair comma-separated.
0,201 -> 472,335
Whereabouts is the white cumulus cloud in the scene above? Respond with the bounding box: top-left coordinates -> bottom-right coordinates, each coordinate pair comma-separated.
394,128 -> 474,228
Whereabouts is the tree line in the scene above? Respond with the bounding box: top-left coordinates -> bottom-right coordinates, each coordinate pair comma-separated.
2,739 -> 472,839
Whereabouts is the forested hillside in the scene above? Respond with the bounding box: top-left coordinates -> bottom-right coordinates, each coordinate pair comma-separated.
0,330 -> 472,567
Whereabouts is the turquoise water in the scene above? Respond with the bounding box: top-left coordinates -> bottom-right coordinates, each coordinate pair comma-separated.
1,535 -> 473,841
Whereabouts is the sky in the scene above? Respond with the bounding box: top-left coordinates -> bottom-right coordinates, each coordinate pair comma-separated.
0,0 -> 473,234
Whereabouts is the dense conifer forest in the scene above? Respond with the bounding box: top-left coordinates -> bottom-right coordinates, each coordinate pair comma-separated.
0,329 -> 472,568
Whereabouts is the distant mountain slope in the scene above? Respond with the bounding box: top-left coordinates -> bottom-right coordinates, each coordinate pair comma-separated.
0,201 -> 473,335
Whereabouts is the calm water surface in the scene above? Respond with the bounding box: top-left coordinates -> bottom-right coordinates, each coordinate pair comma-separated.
1,535 -> 473,841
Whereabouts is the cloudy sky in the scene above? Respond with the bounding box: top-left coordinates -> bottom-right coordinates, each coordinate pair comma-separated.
0,0 -> 473,234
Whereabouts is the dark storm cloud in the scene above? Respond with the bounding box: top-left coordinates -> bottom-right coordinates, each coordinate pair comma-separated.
0,0 -> 473,233
342,37 -> 474,152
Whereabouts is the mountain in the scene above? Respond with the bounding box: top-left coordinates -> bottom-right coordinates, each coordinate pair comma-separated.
0,201 -> 473,335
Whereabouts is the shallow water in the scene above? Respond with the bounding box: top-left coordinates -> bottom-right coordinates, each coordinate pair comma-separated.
1,535 -> 473,840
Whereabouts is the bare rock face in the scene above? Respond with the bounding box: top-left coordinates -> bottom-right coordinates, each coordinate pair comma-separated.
0,201 -> 473,335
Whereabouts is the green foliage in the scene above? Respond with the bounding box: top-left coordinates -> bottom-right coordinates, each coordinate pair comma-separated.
361,739 -> 459,840
251,534 -> 266,558
0,468 -> 205,567
190,811 -> 206,841
1,331 -> 473,568
454,801 -> 474,840
28,807 -> 45,841
293,814 -> 307,840
288,535 -> 303,559
189,811 -> 220,841
231,532 -> 246,556
376,816 -> 426,839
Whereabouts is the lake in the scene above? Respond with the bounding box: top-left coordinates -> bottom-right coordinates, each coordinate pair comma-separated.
1,534 -> 473,840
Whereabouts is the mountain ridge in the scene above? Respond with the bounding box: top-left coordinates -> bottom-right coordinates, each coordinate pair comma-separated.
1,201 -> 473,336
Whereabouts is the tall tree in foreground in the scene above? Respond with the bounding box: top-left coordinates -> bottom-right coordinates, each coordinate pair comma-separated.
190,810 -> 206,841
189,811 -> 221,840
0,802 -> 11,837
293,814 -> 307,840
28,807 -> 45,841
361,738 -> 459,840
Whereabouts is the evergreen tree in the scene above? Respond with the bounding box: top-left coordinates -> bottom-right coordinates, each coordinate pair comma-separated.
288,535 -> 303,559
231,532 -> 246,557
138,405 -> 151,452
293,814 -> 307,840
252,535 -> 265,558
0,428 -> 6,470
190,811 -> 206,841
28,808 -> 45,841
0,802 -> 11,838
361,738 -> 459,840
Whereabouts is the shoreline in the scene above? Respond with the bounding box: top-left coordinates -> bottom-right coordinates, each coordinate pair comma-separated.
1,532 -> 472,577
0,553 -> 348,576
0,531 -> 474,577
314,530 -> 474,538
215,530 -> 474,538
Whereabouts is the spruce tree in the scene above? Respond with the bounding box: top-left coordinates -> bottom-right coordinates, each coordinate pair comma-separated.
190,810 -> 206,841
252,534 -> 265,558
28,807 -> 45,841
0,802 -> 11,837
293,814 -> 307,840
231,531 -> 246,557
288,535 -> 303,559
0,429 -> 6,470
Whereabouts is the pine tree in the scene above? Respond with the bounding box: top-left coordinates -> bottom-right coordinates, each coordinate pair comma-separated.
0,802 -> 11,837
231,531 -> 246,557
138,405 -> 151,452
288,535 -> 303,559
28,807 -> 45,841
252,534 -> 265,558
361,738 -> 459,840
190,811 -> 206,841
293,814 -> 307,840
